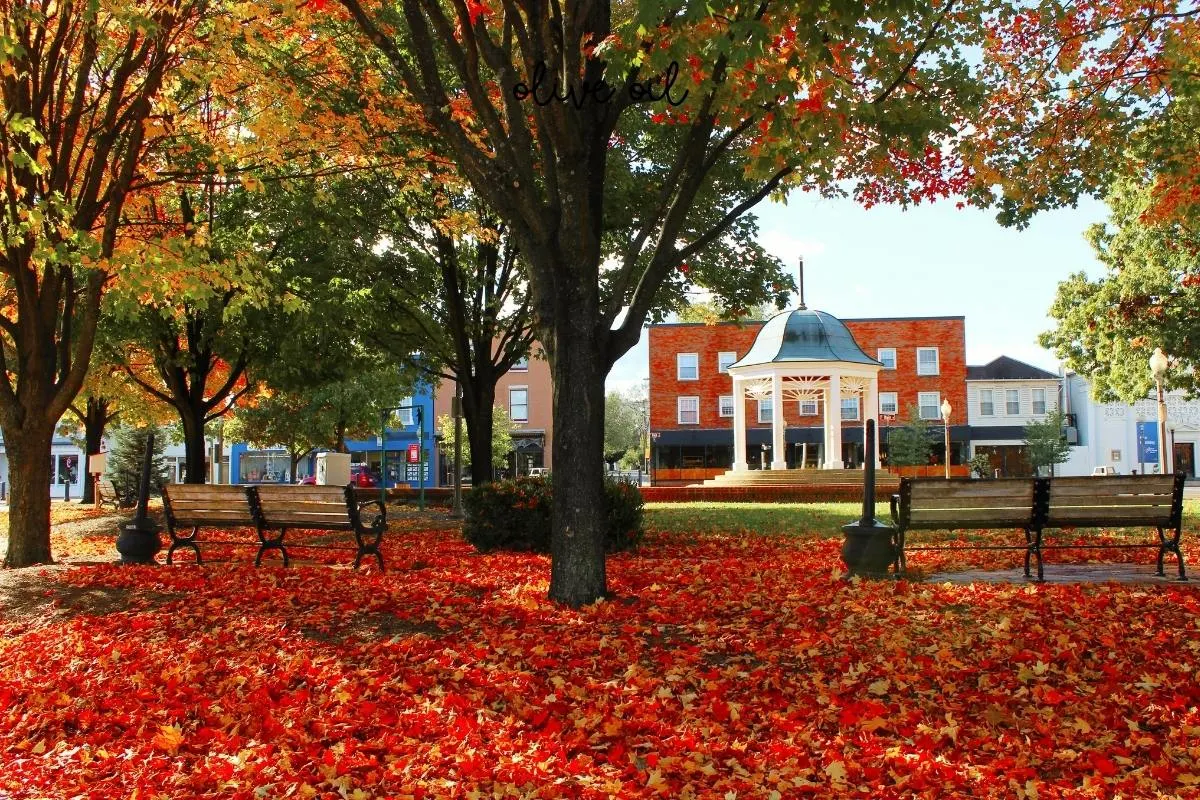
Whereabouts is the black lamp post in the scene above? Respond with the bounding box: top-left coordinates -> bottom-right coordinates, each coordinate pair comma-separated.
841,419 -> 897,577
115,432 -> 162,564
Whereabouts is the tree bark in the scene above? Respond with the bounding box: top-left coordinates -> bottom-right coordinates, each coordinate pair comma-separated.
180,408 -> 207,484
3,426 -> 55,567
461,380 -> 497,486
80,398 -> 112,504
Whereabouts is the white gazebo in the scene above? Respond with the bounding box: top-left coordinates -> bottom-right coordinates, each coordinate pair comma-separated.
727,307 -> 882,471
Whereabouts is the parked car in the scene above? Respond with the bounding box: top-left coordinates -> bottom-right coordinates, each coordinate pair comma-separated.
1091,465 -> 1118,476
299,464 -> 379,487
528,467 -> 549,478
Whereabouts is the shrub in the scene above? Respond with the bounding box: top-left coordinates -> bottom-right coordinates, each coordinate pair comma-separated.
463,475 -> 643,553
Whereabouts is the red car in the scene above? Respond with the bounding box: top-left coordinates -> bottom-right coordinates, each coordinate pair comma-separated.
299,464 -> 379,488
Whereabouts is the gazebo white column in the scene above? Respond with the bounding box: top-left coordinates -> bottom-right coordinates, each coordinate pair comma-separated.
864,378 -> 880,468
825,372 -> 844,468
771,374 -> 787,469
732,376 -> 748,471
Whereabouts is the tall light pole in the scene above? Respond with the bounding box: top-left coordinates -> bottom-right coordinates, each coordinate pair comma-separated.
1150,347 -> 1169,474
941,399 -> 953,479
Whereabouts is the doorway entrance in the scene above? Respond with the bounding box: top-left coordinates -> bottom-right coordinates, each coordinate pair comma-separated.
1173,442 -> 1195,477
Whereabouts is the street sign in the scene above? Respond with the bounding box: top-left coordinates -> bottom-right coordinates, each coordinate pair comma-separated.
407,443 -> 420,463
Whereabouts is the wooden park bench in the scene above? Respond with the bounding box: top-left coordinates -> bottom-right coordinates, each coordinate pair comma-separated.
1041,473 -> 1186,581
890,473 -> 1188,581
253,485 -> 387,570
890,477 -> 1042,578
95,478 -> 122,510
163,484 -> 260,565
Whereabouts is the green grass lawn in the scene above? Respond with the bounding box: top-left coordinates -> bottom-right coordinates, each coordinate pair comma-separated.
644,498 -> 1200,540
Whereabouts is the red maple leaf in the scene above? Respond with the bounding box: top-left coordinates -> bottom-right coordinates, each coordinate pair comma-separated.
466,0 -> 489,24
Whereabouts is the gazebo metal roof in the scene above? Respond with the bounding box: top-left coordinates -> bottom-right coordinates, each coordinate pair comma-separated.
729,308 -> 881,369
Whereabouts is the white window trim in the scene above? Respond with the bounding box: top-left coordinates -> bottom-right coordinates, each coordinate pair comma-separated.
718,395 -> 734,418
877,348 -> 897,370
841,396 -> 861,421
398,396 -> 415,426
1032,388 -> 1047,415
677,352 -> 699,381
980,388 -> 995,417
1005,388 -> 1020,416
509,386 -> 529,422
757,398 -> 773,424
717,351 -> 737,373
799,399 -> 818,416
879,392 -> 898,416
918,391 -> 941,420
917,347 -> 940,376
678,396 -> 700,425
511,357 -> 529,372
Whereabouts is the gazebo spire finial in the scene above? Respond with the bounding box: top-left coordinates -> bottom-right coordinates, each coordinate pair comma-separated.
797,257 -> 807,310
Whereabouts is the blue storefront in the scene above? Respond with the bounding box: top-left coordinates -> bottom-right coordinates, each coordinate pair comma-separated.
229,385 -> 439,489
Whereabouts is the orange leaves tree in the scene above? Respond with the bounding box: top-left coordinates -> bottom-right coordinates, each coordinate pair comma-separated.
332,0 -> 996,604
0,0 -> 212,567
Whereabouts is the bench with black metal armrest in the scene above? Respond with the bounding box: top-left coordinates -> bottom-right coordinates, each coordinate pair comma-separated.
889,477 -> 1043,578
162,484 -> 260,565
890,473 -> 1187,581
96,478 -> 122,511
253,485 -> 387,570
1041,473 -> 1186,581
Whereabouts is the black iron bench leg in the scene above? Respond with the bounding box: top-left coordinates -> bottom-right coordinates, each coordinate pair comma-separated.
1157,526 -> 1188,581
353,529 -> 385,571
894,529 -> 907,576
1024,527 -> 1044,581
255,529 -> 289,567
167,526 -> 202,566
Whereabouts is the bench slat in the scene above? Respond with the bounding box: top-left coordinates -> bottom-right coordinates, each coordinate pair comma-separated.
166,486 -> 251,499
909,511 -> 1034,525
909,483 -> 1035,500
1051,476 -> 1175,491
259,514 -> 353,527
256,500 -> 348,513
906,496 -> 1037,510
1048,496 -> 1175,510
1045,507 -> 1173,524
172,509 -> 256,521
255,487 -> 348,501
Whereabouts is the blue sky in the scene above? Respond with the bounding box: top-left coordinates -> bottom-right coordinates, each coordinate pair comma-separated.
607,192 -> 1111,393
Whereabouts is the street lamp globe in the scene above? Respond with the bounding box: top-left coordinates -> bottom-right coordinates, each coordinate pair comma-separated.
1149,347 -> 1169,380
940,399 -> 952,423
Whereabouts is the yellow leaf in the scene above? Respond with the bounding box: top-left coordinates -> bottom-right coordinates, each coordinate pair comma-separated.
867,679 -> 890,696
824,761 -> 848,784
153,724 -> 183,754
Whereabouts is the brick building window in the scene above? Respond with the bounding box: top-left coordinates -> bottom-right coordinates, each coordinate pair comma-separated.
980,389 -> 994,416
1006,389 -> 1020,415
677,353 -> 698,380
509,387 -> 529,422
879,392 -> 898,415
917,348 -> 939,375
718,395 -> 734,417
757,397 -> 773,423
718,352 -> 737,373
919,392 -> 941,420
841,397 -> 860,421
799,399 -> 818,415
1032,388 -> 1046,415
678,396 -> 700,424
877,348 -> 896,370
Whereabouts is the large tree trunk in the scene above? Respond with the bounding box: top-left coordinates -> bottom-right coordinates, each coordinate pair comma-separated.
546,305 -> 608,607
80,398 -> 112,504
3,426 -> 55,567
461,381 -> 497,486
180,407 -> 207,484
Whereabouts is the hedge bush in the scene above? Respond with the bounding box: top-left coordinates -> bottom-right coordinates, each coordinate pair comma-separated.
463,475 -> 643,553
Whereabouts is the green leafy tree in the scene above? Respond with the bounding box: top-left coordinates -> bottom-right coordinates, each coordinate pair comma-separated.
438,406 -> 515,473
887,407 -> 934,468
1024,410 -> 1071,477
334,0 -> 996,606
968,452 -> 994,479
1041,178 -> 1200,403
104,425 -> 170,504
604,390 -> 645,466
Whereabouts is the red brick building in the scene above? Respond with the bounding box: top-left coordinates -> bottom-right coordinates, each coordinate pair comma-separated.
648,313 -> 968,484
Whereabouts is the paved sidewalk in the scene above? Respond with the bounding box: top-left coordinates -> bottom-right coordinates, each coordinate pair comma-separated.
929,563 -> 1195,585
